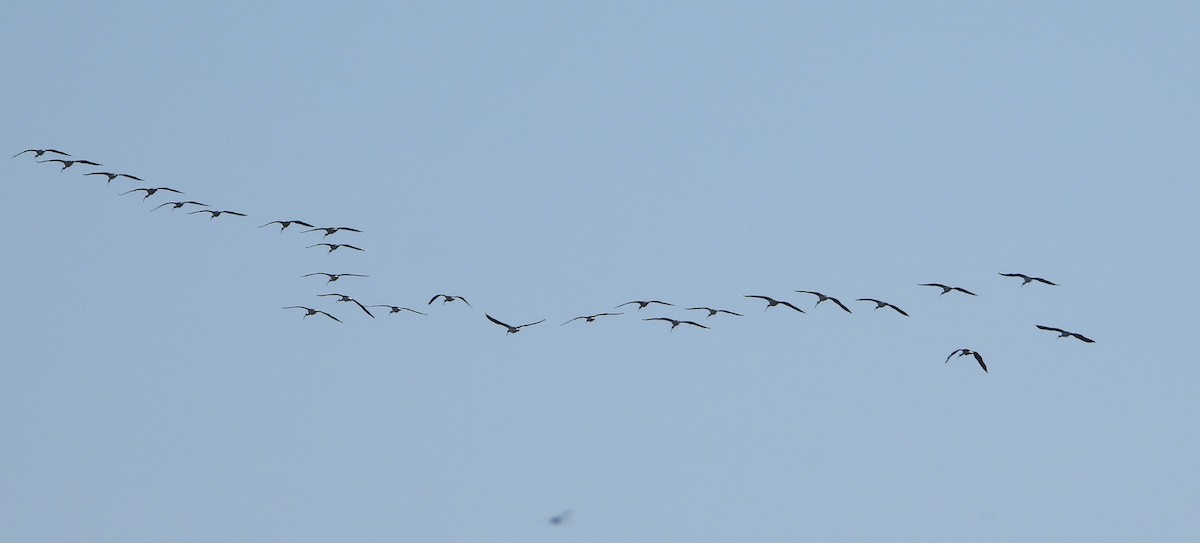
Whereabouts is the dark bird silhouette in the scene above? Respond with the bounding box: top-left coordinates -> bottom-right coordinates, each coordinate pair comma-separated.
120,187 -> 184,200
84,171 -> 143,183
1035,325 -> 1095,343
643,317 -> 709,330
303,226 -> 362,237
920,283 -> 977,296
151,200 -> 207,211
307,243 -> 364,253
39,158 -> 101,170
794,290 -> 853,313
303,272 -> 368,284
282,306 -> 342,323
486,314 -> 545,334
428,294 -> 471,307
561,312 -> 623,325
946,348 -> 988,373
367,305 -> 427,316
548,510 -> 573,526
743,295 -> 806,313
189,209 -> 247,219
260,219 -> 314,231
615,300 -> 673,310
317,293 -> 375,318
999,273 -> 1058,286
855,298 -> 910,316
685,306 -> 743,319
12,148 -> 70,158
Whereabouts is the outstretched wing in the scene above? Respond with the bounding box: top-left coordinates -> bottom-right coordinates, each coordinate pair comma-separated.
1070,333 -> 1096,343
519,319 -> 546,329
561,316 -> 585,326
972,352 -> 988,373
887,304 -> 909,317
779,301 -> 806,313
954,287 -> 977,296
1036,324 -> 1067,334
486,314 -> 512,329
682,320 -> 709,329
317,311 -> 343,323
1032,277 -> 1058,286
717,309 -> 743,316
829,297 -> 852,313
351,299 -> 375,318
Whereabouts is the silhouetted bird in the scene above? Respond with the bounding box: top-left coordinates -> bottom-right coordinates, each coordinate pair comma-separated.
151,201 -> 207,211
317,293 -> 374,318
260,219 -> 314,231
120,187 -> 183,200
1035,325 -> 1095,343
303,272 -> 368,284
794,290 -> 852,313
39,158 -> 101,170
303,226 -> 362,237
643,317 -> 708,330
920,283 -> 977,296
428,294 -> 471,307
12,148 -> 70,158
84,171 -> 143,183
367,305 -> 427,316
562,312 -> 623,325
307,243 -> 364,253
282,306 -> 342,323
743,295 -> 805,313
999,273 -> 1058,286
616,300 -> 673,310
685,307 -> 743,319
855,298 -> 909,316
946,349 -> 987,373
548,510 -> 573,526
486,314 -> 545,334
189,209 -> 246,219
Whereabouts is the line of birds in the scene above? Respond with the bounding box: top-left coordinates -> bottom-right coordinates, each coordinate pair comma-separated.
15,148 -> 1096,373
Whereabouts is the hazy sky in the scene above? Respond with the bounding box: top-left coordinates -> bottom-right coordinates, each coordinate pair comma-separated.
3,2 -> 1199,541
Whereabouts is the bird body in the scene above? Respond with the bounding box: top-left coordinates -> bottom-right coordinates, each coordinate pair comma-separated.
486,314 -> 545,334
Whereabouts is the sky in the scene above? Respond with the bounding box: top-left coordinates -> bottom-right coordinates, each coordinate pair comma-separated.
3,1 -> 1199,541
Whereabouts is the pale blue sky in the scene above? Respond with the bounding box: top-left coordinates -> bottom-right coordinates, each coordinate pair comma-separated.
3,1 -> 1199,541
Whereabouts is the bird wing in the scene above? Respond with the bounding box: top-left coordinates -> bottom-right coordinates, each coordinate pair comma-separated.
119,188 -> 148,195
615,301 -> 638,308
428,295 -> 443,305
77,160 -> 101,166
946,350 -> 962,364
341,244 -> 364,251
888,304 -> 910,316
1036,325 -> 1067,334
955,287 -> 977,296
224,211 -> 247,216
1071,333 -> 1096,343
306,244 -> 328,249
972,352 -> 987,372
561,316 -> 585,325
404,308 -> 428,315
1033,277 -> 1058,285
317,293 -> 344,298
300,228 -> 321,233
292,221 -> 314,227
317,311 -> 343,323
779,301 -> 806,313
119,174 -> 144,181
282,306 -> 309,310
259,221 -> 281,228
161,187 -> 184,194
717,310 -> 743,316
351,299 -> 375,318
46,149 -> 71,156
649,300 -> 673,306
187,210 -> 212,215
830,298 -> 852,313
795,290 -> 820,298
643,317 -> 670,322
744,295 -> 770,302
341,274 -> 367,278
486,314 -> 512,328
519,319 -> 546,329
998,273 -> 1023,278
302,273 -> 330,278
150,202 -> 172,210
683,320 -> 709,328
338,227 -> 362,232
12,150 -> 34,158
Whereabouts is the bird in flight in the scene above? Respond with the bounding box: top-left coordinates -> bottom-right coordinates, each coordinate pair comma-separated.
548,509 -> 573,526
84,171 -> 143,183
486,314 -> 545,334
13,148 -> 70,158
260,219 -> 314,231
999,273 -> 1058,286
429,294 -> 471,307
39,158 -> 101,170
643,317 -> 709,330
307,243 -> 364,253
367,305 -> 427,316
317,293 -> 375,318
920,283 -> 977,296
794,290 -> 853,313
120,187 -> 184,200
615,300 -> 673,310
303,272 -> 368,284
151,200 -> 207,211
303,226 -> 362,237
743,295 -> 806,313
282,306 -> 341,323
685,307 -> 743,319
561,312 -> 623,325
946,349 -> 988,373
189,209 -> 247,219
1035,325 -> 1095,343
855,298 -> 909,316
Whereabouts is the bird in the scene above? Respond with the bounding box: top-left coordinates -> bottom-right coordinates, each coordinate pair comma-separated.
307,243 -> 364,253
282,306 -> 341,323
643,317 -> 708,330
12,148 -> 70,158
303,272 -> 368,284
743,295 -> 806,313
548,510 -> 573,526
150,201 -> 207,211
561,312 -> 623,325
946,349 -> 988,373
39,158 -> 101,170
428,294 -> 471,307
303,226 -> 362,237
486,314 -> 545,334
615,300 -> 673,310
855,298 -> 910,316
1035,325 -> 1095,343
188,209 -> 247,219
260,219 -> 314,231
367,305 -> 428,316
999,273 -> 1058,286
794,290 -> 853,313
684,306 -> 743,319
120,187 -> 184,200
919,283 -> 977,296
317,293 -> 375,318
84,171 -> 143,183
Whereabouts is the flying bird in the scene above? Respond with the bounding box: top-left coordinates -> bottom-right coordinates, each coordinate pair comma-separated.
12,148 -> 70,158
282,306 -> 342,323
999,273 -> 1058,286
303,226 -> 362,237
946,349 -> 988,373
367,305 -> 427,316
189,209 -> 247,219
307,243 -> 364,253
855,298 -> 909,316
1035,325 -> 1095,343
919,283 -> 977,296
84,171 -> 143,183
260,219 -> 314,231
428,294 -> 471,307
151,201 -> 207,211
39,158 -> 101,170
794,290 -> 853,313
486,314 -> 545,334
120,187 -> 184,200
317,293 -> 375,318
561,312 -> 623,325
615,300 -> 673,310
685,307 -> 743,319
303,272 -> 368,284
643,317 -> 709,330
548,510 -> 573,526
743,295 -> 806,313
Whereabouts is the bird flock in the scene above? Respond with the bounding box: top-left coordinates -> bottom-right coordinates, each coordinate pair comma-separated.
13,148 -> 1097,374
